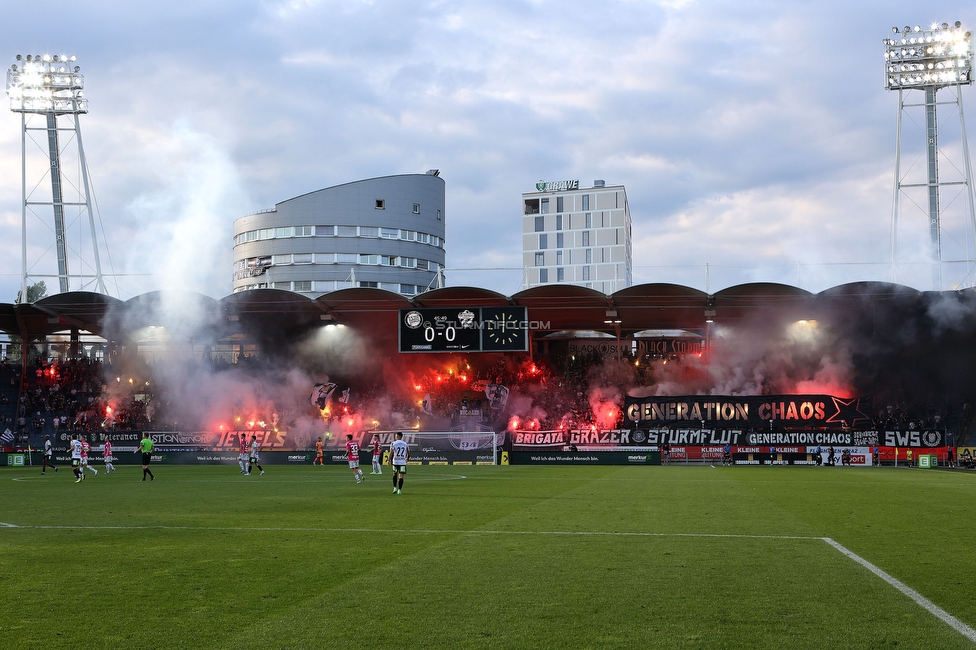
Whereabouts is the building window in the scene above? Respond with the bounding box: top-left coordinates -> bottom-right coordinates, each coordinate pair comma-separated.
381,227 -> 399,239
316,225 -> 335,236
582,266 -> 590,281
582,231 -> 590,247
417,232 -> 430,244
293,253 -> 313,264
316,253 -> 335,263
585,249 -> 592,264
375,199 -> 385,210
539,268 -> 549,283
275,227 -> 293,238
337,226 -> 357,237
360,254 -> 380,265
360,226 -> 379,238
360,281 -> 379,288
539,234 -> 548,249
436,209 -> 442,220
401,230 -> 416,241
314,280 -> 335,292
556,214 -> 562,230
416,259 -> 429,270
557,267 -> 564,282
258,228 -> 274,240
413,203 -> 421,214
337,253 -> 357,263
295,226 -> 313,237
556,251 -> 563,265
273,254 -> 292,265
582,195 -> 590,211
541,198 -> 550,214
535,252 -> 544,266
273,281 -> 291,290
585,213 -> 592,228
556,196 -> 564,212
293,280 -> 312,292
400,284 -> 417,295
615,229 -> 619,245
432,236 -> 440,246
534,216 -> 544,232
556,232 -> 563,248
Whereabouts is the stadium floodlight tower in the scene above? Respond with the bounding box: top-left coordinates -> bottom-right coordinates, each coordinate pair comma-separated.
885,22 -> 976,290
5,53 -> 106,297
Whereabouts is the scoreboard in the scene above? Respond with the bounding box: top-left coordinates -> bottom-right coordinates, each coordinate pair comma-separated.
399,306 -> 529,353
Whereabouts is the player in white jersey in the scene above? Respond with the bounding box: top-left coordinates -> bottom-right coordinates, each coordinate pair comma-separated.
69,434 -> 84,482
41,434 -> 58,475
248,435 -> 265,475
80,437 -> 98,476
102,440 -> 116,474
389,432 -> 409,494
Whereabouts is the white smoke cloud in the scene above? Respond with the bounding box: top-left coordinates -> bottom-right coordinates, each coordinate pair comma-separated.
118,120 -> 249,297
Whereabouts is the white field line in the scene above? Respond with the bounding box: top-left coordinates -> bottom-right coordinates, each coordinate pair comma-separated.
0,521 -> 971,642
823,537 -> 976,643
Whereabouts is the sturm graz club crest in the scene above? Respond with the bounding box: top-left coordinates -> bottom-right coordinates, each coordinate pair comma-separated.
631,429 -> 647,444
923,430 -> 941,446
404,311 -> 423,329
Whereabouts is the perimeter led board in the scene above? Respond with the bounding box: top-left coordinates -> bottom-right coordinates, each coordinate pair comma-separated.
399,307 -> 529,353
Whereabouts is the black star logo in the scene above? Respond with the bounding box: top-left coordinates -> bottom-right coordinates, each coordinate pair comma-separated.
825,397 -> 871,425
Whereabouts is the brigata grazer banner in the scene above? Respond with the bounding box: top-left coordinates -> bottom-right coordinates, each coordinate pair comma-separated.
625,394 -> 873,428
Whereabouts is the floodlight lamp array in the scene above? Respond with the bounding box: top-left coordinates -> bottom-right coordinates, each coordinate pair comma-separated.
884,22 -> 973,90
5,53 -> 87,114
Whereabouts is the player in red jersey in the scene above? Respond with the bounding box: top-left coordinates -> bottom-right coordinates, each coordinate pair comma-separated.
238,433 -> 249,474
102,440 -> 116,474
368,433 -> 383,475
80,437 -> 98,477
345,434 -> 364,484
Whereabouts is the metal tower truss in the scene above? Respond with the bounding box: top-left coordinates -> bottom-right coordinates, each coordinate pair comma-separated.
6,54 -> 110,298
885,23 -> 976,290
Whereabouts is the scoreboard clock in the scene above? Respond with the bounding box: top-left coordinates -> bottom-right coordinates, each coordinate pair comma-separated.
399,307 -> 528,353
480,306 -> 528,352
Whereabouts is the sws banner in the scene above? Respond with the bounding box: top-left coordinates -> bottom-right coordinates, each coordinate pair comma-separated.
625,394 -> 873,428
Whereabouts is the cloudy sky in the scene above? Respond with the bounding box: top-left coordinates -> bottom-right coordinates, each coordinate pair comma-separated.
1,0 -> 974,301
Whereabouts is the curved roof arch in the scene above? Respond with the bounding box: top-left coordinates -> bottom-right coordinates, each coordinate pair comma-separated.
315,287 -> 413,314
713,282 -> 814,301
611,283 -> 708,331
109,290 -> 224,340
713,282 -> 816,323
221,288 -> 322,317
512,284 -> 611,332
413,286 -> 510,308
34,291 -> 124,337
815,281 -> 920,305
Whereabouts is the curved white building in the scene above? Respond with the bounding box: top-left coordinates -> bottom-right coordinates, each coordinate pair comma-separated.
233,172 -> 446,297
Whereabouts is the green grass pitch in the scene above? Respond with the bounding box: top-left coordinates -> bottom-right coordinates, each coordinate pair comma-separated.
2,463 -> 976,649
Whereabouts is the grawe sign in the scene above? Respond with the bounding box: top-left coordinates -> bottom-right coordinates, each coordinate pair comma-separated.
535,180 -> 579,192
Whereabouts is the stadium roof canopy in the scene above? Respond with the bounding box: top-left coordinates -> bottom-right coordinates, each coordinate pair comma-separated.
0,281 -> 958,346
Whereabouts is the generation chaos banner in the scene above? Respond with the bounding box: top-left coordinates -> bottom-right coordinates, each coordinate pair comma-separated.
624,394 -> 873,428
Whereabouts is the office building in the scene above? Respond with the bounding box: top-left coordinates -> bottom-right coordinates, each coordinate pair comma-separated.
522,180 -> 632,293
